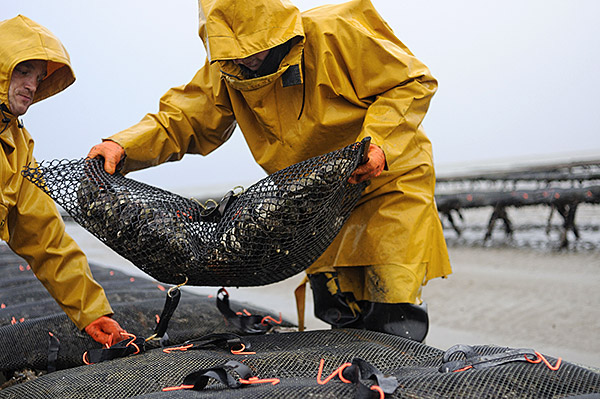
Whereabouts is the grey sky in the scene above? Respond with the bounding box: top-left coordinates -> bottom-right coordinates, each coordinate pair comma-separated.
3,1 -> 600,194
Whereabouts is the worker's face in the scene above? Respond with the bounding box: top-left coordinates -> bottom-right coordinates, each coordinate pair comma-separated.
8,59 -> 47,116
233,49 -> 270,71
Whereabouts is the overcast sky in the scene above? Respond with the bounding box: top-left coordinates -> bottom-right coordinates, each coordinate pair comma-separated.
4,1 -> 600,195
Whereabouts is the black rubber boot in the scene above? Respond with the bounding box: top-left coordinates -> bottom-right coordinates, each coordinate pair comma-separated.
308,273 -> 363,328
358,301 -> 429,342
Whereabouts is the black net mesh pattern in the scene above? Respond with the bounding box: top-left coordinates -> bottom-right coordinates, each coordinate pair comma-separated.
1,326 -> 599,398
0,245 -> 293,374
2,245 -> 600,398
21,139 -> 369,287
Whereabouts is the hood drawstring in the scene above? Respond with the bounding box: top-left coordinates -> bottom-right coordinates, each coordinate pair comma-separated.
1,103 -> 11,134
297,50 -> 305,120
0,103 -> 23,134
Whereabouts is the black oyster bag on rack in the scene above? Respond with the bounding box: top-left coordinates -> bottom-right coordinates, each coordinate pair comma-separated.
22,138 -> 370,287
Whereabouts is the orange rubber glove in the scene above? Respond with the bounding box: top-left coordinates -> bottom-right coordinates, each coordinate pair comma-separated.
87,140 -> 125,175
84,316 -> 127,347
348,144 -> 386,184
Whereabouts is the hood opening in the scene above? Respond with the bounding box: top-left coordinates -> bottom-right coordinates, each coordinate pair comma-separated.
238,38 -> 295,79
0,15 -> 75,107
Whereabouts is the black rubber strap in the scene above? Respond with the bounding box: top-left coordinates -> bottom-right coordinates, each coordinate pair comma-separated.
216,288 -> 270,334
440,344 -> 538,372
341,358 -> 399,398
360,137 -> 371,164
47,332 -> 60,373
181,360 -> 253,390
85,335 -> 145,364
170,332 -> 250,352
154,286 -> 181,339
200,190 -> 238,222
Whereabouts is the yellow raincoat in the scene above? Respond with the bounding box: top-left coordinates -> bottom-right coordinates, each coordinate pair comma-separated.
110,0 -> 452,303
0,15 -> 113,330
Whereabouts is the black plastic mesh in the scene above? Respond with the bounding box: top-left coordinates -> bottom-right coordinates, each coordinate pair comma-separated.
21,140 -> 369,286
0,245 -> 292,374
2,245 -> 600,398
1,327 -> 599,398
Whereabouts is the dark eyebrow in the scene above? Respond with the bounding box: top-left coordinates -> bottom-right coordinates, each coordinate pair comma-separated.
19,61 -> 34,69
15,61 -> 47,79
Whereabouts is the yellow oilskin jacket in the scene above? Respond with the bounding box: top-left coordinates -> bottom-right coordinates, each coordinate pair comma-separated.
0,15 -> 113,330
110,0 -> 452,301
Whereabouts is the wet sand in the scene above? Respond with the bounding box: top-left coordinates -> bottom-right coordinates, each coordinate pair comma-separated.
425,245 -> 600,369
65,223 -> 600,369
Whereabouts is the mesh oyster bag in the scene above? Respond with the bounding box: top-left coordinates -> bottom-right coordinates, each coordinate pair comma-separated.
21,139 -> 369,287
2,328 -> 599,398
0,245 -> 293,374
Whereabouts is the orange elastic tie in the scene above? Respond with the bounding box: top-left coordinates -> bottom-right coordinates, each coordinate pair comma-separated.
163,344 -> 194,354
370,385 -> 385,399
525,351 -> 562,371
316,359 -> 385,397
261,313 -> 283,326
316,358 -> 352,385
239,376 -> 280,386
231,343 -> 256,355
162,384 -> 195,392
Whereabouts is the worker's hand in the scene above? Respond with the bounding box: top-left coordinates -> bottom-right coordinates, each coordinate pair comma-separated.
84,316 -> 127,347
348,144 -> 386,184
87,140 -> 125,174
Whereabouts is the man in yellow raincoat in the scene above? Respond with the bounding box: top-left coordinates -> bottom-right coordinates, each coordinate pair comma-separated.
89,0 -> 452,341
0,15 -> 127,346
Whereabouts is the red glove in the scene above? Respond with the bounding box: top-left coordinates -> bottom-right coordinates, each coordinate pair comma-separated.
87,140 -> 125,175
84,316 -> 127,347
348,144 -> 386,184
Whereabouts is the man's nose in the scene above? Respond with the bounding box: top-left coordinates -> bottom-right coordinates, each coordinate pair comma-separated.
23,76 -> 40,92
